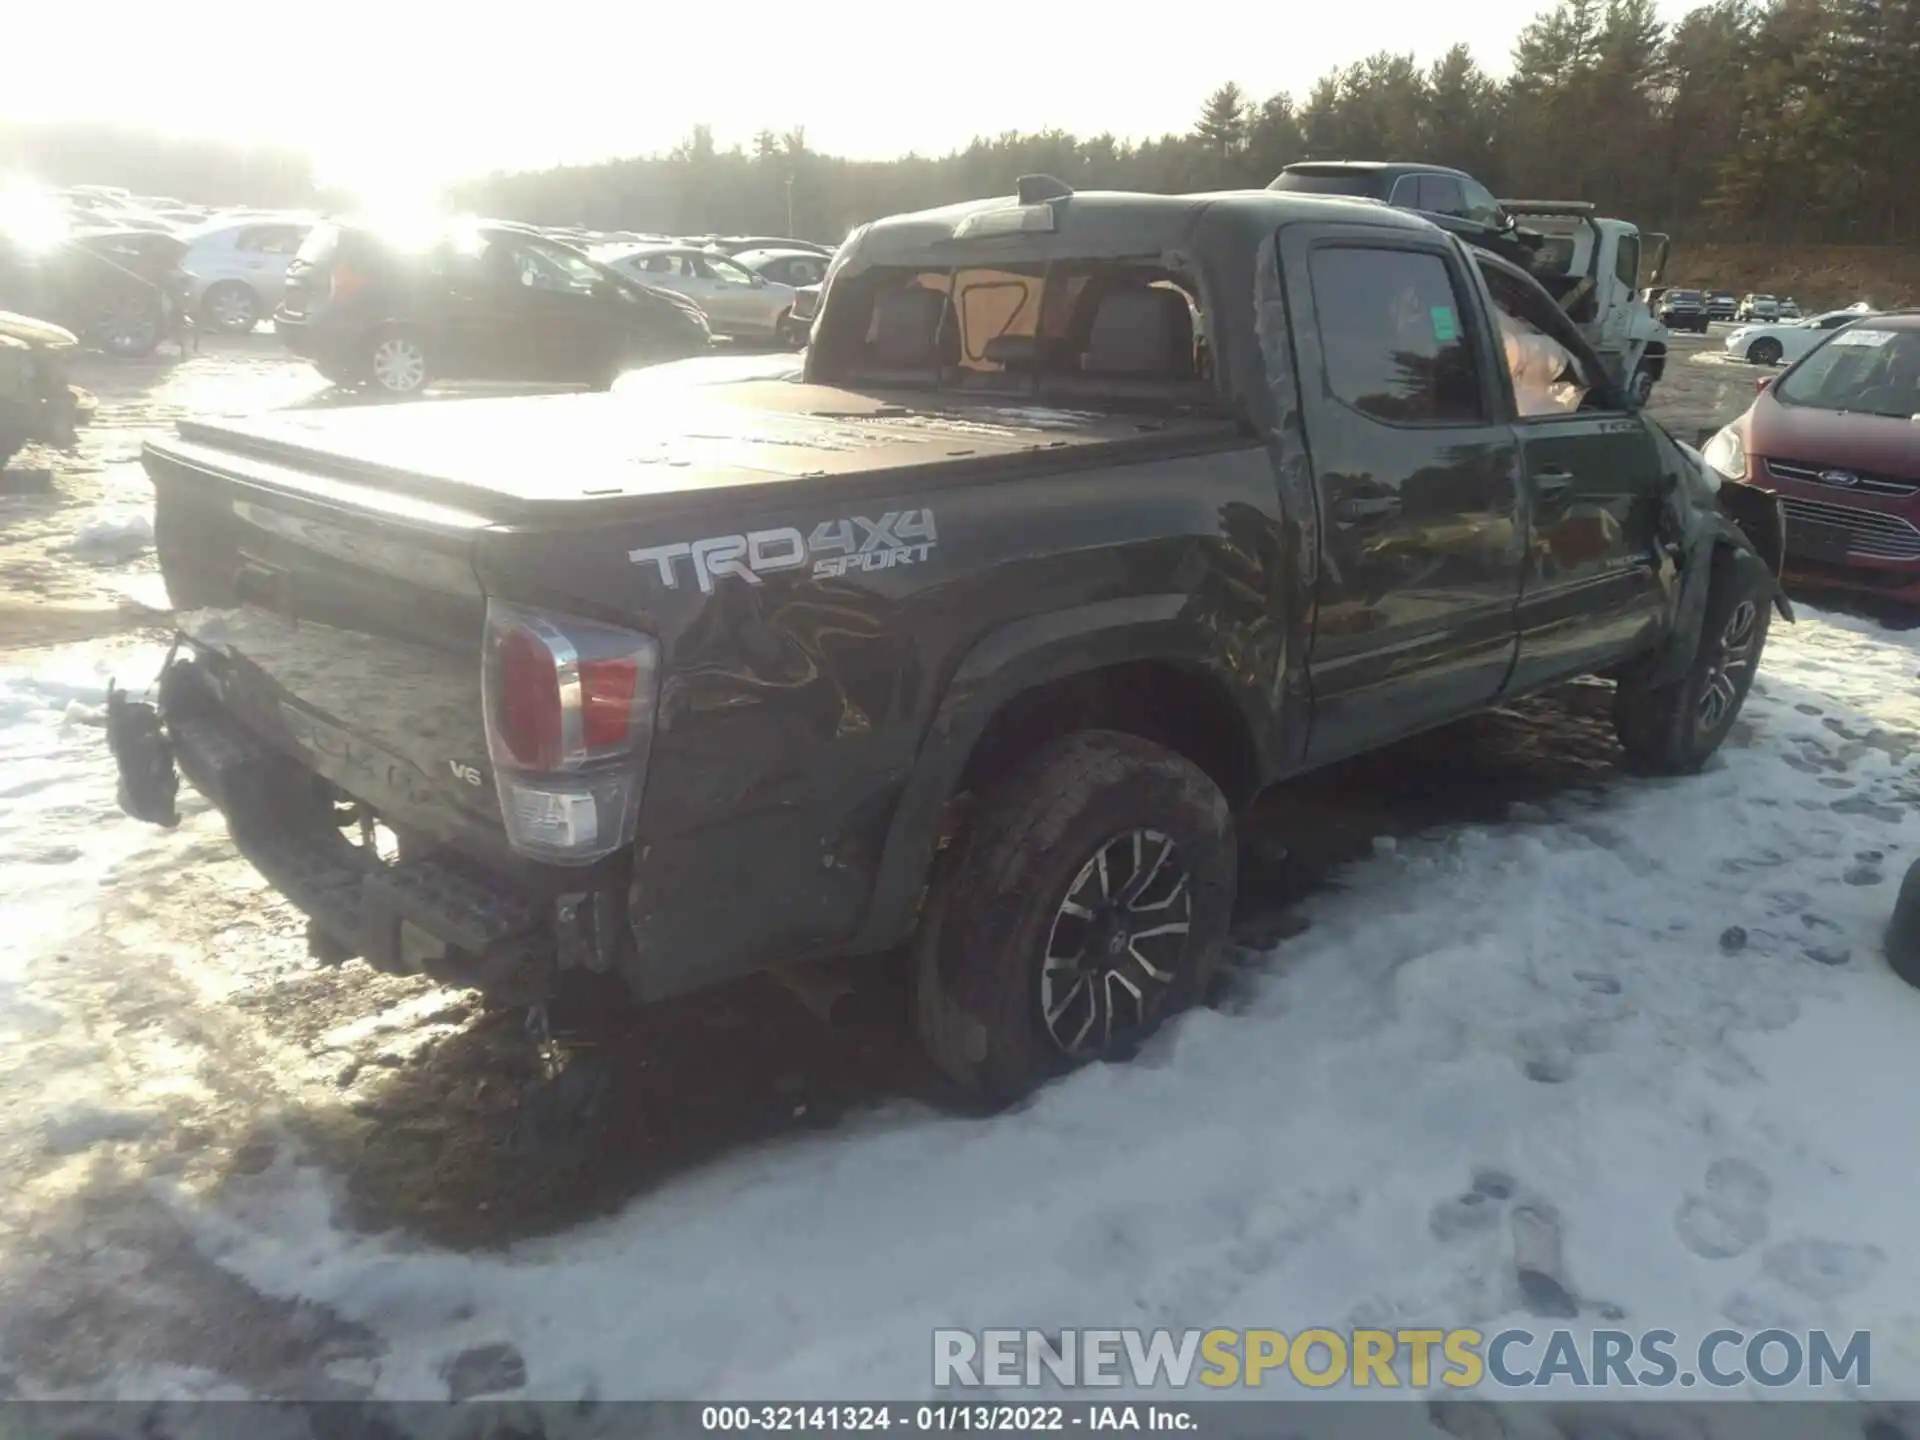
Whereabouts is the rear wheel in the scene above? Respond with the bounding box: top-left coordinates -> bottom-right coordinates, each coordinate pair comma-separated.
201,281 -> 261,335
1747,337 -> 1783,366
368,329 -> 429,395
911,731 -> 1235,1105
1614,548 -> 1773,774
1628,364 -> 1657,406
91,293 -> 163,358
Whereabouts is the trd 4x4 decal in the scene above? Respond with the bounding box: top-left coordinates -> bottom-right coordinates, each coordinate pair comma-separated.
629,509 -> 938,593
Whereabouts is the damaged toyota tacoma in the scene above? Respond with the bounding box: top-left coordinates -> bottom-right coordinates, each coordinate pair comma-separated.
111,179 -> 1791,1103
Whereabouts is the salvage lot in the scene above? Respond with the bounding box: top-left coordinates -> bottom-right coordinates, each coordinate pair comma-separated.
5,325 -> 1920,1416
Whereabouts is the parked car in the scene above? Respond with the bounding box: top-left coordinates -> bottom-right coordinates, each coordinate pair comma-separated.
180,217 -> 312,333
1700,311 -> 1920,598
113,180 -> 1789,1107
0,311 -> 91,471
0,226 -> 187,358
733,247 -> 832,291
1267,161 -> 1542,269
591,242 -> 798,342
1707,292 -> 1739,321
1778,298 -> 1802,319
1723,307 -> 1877,366
1737,294 -> 1780,322
274,219 -> 711,394
1657,287 -> 1710,333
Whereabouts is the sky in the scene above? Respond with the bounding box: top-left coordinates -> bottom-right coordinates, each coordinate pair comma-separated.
12,0 -> 1706,198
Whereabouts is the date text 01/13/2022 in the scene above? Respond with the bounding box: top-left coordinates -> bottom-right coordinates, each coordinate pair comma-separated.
699,1404 -> 1196,1432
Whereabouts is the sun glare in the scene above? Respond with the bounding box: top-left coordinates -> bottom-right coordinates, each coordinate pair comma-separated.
0,175 -> 72,252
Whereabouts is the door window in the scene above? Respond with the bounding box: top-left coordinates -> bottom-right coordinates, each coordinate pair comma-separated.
1478,261 -> 1608,418
501,236 -> 602,294
236,225 -> 308,255
697,256 -> 757,287
1460,179 -> 1504,228
1418,175 -> 1466,217
1308,246 -> 1486,424
1614,235 -> 1641,290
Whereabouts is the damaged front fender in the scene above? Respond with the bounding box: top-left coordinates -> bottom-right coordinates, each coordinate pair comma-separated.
1643,442 -> 1795,688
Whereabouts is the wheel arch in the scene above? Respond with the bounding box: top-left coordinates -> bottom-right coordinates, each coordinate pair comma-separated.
848,596 -> 1268,955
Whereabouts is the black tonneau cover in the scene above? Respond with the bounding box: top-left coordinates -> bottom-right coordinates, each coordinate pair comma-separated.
150,382 -> 1243,525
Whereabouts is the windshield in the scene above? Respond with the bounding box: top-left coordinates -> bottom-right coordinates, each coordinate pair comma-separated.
1774,326 -> 1920,417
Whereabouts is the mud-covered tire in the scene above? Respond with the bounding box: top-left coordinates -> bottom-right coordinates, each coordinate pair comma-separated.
1886,859 -> 1920,990
1614,548 -> 1774,774
910,730 -> 1235,1105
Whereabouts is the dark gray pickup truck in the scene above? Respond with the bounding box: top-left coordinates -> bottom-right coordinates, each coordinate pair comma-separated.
111,179 -> 1790,1103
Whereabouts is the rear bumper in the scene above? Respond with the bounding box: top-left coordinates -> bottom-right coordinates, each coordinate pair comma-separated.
119,655 -> 570,1001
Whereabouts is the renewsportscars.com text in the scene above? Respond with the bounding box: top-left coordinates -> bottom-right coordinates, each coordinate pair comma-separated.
933,1327 -> 1872,1391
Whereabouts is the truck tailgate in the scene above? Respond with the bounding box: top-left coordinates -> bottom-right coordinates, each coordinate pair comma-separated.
144,430 -> 503,856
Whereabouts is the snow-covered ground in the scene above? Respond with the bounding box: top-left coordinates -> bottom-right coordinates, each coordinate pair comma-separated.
4,608 -> 1920,1422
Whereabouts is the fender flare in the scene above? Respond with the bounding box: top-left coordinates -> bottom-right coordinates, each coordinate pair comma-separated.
846,594 -> 1258,953
1646,502 -> 1793,688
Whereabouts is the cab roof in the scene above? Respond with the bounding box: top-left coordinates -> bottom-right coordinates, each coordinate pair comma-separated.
846,186 -> 1439,269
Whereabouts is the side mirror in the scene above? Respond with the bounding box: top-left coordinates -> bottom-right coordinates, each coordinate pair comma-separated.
751,274 -> 766,288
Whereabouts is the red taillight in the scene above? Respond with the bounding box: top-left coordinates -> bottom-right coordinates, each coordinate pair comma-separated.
329,266 -> 367,303
494,624 -> 563,769
579,657 -> 639,750
480,601 -> 661,864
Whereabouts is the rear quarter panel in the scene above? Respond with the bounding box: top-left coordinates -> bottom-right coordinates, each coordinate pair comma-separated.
477,443 -> 1290,997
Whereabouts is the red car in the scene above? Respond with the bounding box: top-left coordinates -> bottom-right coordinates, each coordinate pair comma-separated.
1701,311 -> 1920,598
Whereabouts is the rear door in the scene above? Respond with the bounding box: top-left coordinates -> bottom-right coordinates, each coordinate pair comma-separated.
1280,223 -> 1528,764
1475,261 -> 1667,689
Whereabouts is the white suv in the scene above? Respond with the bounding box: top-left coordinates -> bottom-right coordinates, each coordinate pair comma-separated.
180,216 -> 313,333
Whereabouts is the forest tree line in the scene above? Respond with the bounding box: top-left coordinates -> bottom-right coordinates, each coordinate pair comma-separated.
9,0 -> 1918,250
453,0 -> 1920,248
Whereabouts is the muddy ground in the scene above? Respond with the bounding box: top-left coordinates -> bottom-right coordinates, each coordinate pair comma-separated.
0,323 -> 1910,1395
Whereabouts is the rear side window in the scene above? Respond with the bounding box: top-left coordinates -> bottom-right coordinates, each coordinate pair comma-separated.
1308,246 -> 1485,425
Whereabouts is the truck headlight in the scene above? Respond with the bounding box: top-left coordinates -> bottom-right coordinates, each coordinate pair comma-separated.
1701,425 -> 1747,482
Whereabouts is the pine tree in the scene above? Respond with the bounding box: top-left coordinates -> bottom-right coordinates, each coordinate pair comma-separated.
1195,84 -> 1249,156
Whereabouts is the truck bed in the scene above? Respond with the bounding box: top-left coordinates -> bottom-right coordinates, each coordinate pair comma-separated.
156,380 -> 1243,525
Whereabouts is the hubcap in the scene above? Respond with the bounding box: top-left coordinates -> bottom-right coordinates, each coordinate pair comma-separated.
210,288 -> 254,329
98,298 -> 157,353
372,337 -> 425,392
1040,829 -> 1193,1058
1697,598 -> 1758,732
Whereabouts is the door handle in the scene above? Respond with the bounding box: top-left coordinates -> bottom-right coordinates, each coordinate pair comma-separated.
1335,495 -> 1401,524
